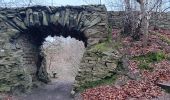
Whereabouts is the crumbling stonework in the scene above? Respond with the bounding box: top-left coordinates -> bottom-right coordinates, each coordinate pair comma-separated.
0,5 -> 115,93
74,41 -> 120,91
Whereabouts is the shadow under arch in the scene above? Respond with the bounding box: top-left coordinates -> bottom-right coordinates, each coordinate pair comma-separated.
21,23 -> 88,47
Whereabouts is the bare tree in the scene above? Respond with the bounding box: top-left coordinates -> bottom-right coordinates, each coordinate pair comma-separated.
136,0 -> 164,46
122,0 -> 165,44
123,0 -> 133,35
28,0 -> 32,7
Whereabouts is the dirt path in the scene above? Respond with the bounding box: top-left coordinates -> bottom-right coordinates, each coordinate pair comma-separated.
14,62 -> 81,100
16,63 -> 78,100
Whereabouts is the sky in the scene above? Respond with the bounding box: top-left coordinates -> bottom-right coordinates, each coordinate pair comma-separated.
45,36 -> 72,42
1,0 -> 170,11
0,0 -> 126,11
42,0 -> 124,11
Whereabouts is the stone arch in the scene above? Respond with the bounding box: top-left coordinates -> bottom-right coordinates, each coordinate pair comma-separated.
0,5 -> 110,92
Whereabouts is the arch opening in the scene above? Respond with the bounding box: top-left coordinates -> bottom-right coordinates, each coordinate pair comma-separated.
15,24 -> 87,84
43,36 -> 85,82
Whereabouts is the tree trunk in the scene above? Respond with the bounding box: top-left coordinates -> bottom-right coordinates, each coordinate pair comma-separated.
140,0 -> 149,47
123,0 -> 133,35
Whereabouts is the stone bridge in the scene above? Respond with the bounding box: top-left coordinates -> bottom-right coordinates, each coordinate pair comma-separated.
0,5 -> 117,93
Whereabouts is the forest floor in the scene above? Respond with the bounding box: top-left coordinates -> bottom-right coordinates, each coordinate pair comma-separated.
82,28 -> 170,100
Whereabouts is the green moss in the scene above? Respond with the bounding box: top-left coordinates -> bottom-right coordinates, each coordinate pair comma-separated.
138,62 -> 153,71
0,69 -> 32,93
0,84 -> 11,92
107,26 -> 113,43
112,41 -> 122,50
77,74 -> 117,92
89,42 -> 112,52
151,52 -> 165,62
89,26 -> 123,53
166,54 -> 170,61
133,52 -> 165,71
151,32 -> 170,45
90,41 -> 123,53
164,88 -> 170,93
0,79 -> 11,92
116,60 -> 125,71
158,34 -> 170,45
133,52 -> 165,63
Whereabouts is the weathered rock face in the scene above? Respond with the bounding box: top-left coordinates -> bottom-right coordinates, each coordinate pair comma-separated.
0,5 -> 112,93
0,29 -> 32,93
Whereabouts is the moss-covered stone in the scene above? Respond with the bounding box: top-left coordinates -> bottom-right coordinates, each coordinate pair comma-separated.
107,26 -> 113,43
75,39 -> 121,92
76,73 -> 117,92
89,42 -> 113,52
0,48 -> 32,93
0,84 -> 11,92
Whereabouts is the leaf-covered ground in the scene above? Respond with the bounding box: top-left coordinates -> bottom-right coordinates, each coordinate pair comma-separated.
82,29 -> 170,100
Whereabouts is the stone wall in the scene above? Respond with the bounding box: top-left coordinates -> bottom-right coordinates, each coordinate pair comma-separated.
15,34 -> 39,80
0,5 -> 110,93
0,29 -> 32,93
108,11 -> 124,28
74,41 -> 119,91
108,11 -> 170,29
